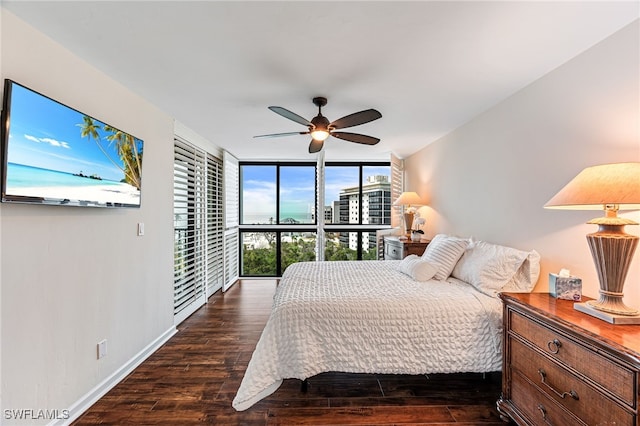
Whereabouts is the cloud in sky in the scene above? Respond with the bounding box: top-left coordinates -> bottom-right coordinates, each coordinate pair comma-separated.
242,179 -> 276,216
24,133 -> 71,149
40,137 -> 71,149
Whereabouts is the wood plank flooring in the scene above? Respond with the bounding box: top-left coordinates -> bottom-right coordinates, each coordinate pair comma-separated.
72,279 -> 508,425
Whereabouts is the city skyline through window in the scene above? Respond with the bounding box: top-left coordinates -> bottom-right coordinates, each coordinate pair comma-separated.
241,163 -> 390,225
240,162 -> 391,276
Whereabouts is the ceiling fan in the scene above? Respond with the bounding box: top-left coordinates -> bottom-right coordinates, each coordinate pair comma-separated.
254,97 -> 382,153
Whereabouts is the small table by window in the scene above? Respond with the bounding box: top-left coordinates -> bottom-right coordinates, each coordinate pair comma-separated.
383,236 -> 429,260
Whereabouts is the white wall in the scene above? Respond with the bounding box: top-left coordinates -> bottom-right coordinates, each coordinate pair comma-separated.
1,10 -> 175,424
405,20 -> 640,304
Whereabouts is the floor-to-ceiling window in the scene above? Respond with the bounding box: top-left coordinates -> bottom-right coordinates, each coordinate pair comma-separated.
239,161 -> 391,277
240,163 -> 317,276
324,163 -> 391,261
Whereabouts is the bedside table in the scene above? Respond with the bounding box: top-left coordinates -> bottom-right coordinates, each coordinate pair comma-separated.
498,292 -> 640,426
383,236 -> 429,260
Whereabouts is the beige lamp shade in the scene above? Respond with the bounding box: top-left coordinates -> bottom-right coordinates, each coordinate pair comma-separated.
544,162 -> 640,211
393,191 -> 423,207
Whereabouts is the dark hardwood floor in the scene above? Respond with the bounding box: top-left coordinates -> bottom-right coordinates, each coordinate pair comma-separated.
73,279 -> 508,425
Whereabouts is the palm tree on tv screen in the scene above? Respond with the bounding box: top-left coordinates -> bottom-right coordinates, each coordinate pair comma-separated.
77,116 -> 143,189
103,124 -> 143,189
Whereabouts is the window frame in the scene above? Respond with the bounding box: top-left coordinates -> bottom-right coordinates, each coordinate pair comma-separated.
238,160 -> 392,277
240,161 -> 318,226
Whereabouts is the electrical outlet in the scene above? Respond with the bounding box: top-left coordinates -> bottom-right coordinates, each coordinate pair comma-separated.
97,339 -> 107,359
137,222 -> 144,236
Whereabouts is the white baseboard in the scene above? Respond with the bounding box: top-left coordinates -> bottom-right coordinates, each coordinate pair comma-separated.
49,326 -> 178,426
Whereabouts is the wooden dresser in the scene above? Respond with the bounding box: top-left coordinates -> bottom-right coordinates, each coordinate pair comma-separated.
498,292 -> 640,426
383,236 -> 429,260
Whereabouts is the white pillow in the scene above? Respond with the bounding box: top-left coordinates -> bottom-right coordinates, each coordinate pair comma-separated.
451,240 -> 539,297
421,234 -> 469,280
398,255 -> 439,282
501,250 -> 541,293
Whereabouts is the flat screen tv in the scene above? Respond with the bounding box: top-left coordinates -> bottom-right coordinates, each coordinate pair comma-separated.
1,79 -> 143,208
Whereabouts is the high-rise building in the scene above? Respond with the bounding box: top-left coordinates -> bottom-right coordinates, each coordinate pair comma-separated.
337,175 -> 391,250
323,205 -> 333,222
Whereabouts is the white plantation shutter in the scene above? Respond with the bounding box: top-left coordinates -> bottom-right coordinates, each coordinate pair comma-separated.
173,137 -> 225,324
391,154 -> 404,229
224,230 -> 239,289
173,139 -> 207,323
206,154 -> 224,295
223,151 -> 239,291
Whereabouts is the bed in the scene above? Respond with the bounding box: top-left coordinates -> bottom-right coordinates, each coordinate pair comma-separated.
232,234 -> 540,411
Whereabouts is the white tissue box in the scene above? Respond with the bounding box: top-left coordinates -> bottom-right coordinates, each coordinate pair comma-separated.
549,273 -> 582,301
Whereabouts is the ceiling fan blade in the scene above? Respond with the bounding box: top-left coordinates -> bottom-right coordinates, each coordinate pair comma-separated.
268,106 -> 313,127
254,131 -> 308,138
331,132 -> 380,145
308,139 -> 324,153
329,109 -> 382,130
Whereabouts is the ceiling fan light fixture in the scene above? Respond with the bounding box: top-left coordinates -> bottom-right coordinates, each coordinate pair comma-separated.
310,129 -> 330,141
310,113 -> 331,141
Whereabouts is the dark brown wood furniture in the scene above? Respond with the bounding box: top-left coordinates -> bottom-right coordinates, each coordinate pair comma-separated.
383,236 -> 429,260
498,292 -> 640,425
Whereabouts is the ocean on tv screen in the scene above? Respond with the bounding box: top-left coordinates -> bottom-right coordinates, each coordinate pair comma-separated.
5,162 -> 140,206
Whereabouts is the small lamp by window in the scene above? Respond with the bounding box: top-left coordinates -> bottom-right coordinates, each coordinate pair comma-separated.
393,191 -> 423,235
544,162 -> 640,323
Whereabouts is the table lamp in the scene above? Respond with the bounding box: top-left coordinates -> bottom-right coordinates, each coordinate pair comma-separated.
544,162 -> 640,322
393,191 -> 422,235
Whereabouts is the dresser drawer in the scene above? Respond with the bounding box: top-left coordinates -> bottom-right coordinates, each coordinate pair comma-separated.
511,370 -> 584,426
384,242 -> 403,260
509,308 -> 635,405
510,336 -> 634,426
383,237 -> 429,260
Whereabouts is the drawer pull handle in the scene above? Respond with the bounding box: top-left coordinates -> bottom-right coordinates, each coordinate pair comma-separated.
538,369 -> 579,400
537,404 -> 553,425
537,404 -> 547,421
547,339 -> 562,354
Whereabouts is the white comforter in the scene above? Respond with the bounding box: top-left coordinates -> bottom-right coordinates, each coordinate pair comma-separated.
232,260 -> 503,411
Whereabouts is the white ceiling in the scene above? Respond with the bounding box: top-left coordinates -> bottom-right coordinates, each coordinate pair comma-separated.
3,1 -> 638,161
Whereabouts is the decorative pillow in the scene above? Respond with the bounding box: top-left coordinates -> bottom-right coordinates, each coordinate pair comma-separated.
397,255 -> 439,282
421,234 -> 469,280
451,240 -> 539,297
501,250 -> 541,293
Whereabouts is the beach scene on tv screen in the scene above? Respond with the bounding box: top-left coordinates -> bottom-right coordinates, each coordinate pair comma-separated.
4,83 -> 143,206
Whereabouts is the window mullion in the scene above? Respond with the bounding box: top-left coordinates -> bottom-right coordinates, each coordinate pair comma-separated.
316,151 -> 325,261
